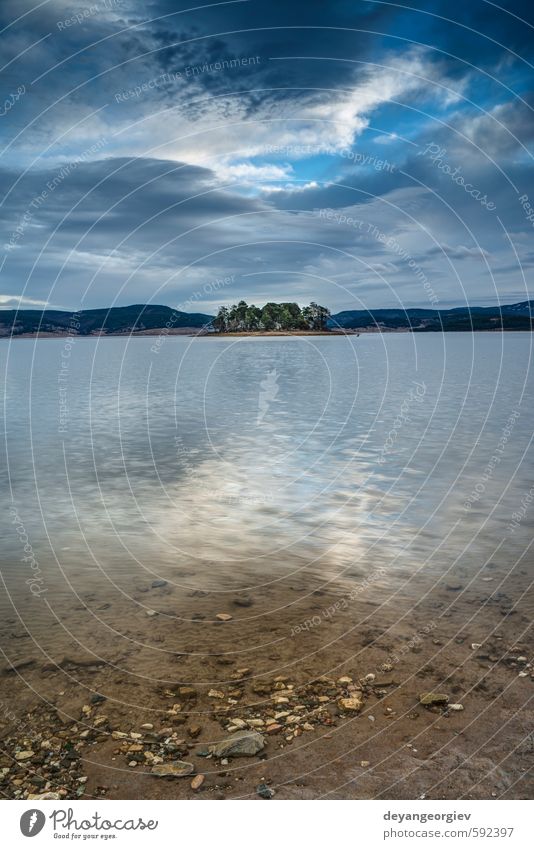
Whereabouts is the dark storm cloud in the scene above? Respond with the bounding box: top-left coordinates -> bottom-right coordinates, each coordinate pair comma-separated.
0,0 -> 532,310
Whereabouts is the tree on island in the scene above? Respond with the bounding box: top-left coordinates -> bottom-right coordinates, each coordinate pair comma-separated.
213,300 -> 331,332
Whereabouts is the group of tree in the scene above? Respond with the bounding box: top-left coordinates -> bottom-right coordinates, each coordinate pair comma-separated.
212,300 -> 331,332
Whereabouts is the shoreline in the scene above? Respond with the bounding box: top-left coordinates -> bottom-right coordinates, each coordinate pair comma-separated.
0,553 -> 531,801
2,327 -> 532,339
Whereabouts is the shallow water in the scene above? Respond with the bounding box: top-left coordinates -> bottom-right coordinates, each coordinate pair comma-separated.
1,332 -> 533,663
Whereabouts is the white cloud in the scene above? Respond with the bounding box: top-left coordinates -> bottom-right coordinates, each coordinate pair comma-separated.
0,294 -> 51,309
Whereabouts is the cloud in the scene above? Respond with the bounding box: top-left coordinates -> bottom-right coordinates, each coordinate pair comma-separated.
0,294 -> 51,309
426,243 -> 492,260
0,0 -> 531,311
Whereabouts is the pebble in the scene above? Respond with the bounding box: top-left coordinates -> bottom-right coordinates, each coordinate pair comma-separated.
188,725 -> 202,738
216,613 -> 232,621
27,792 -> 61,800
146,609 -> 157,617
140,723 -> 154,730
151,761 -> 194,778
360,760 -> 370,767
233,597 -> 253,607
178,687 -> 197,699
191,774 -> 205,791
228,718 -> 247,729
448,704 -> 464,711
14,751 -> 34,761
151,580 -> 168,588
210,730 -> 265,758
257,783 -> 275,799
338,696 -> 363,713
208,689 -> 225,699
419,692 -> 449,705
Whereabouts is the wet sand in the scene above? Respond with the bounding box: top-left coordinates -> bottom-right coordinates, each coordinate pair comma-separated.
1,553 -> 532,800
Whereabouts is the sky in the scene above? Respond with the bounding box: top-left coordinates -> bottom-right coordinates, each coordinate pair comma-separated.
0,0 -> 533,314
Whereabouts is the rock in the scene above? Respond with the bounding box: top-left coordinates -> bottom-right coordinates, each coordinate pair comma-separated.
188,725 -> 202,738
27,792 -> 61,800
90,694 -> 106,704
448,704 -> 464,711
360,760 -> 370,767
151,580 -> 168,588
209,730 -> 265,758
178,687 -> 197,699
338,696 -> 363,712
151,761 -> 194,778
337,676 -> 352,685
146,609 -> 157,617
233,596 -> 253,607
190,774 -> 205,791
266,724 -> 282,734
257,783 -> 275,799
419,692 -> 449,705
446,583 -> 462,591
216,613 -> 232,621
14,751 -> 34,761
208,689 -> 225,699
471,643 -> 482,650
140,723 -> 154,730
228,718 -> 247,729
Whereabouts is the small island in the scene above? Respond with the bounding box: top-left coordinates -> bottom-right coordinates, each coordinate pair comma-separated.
211,300 -> 335,335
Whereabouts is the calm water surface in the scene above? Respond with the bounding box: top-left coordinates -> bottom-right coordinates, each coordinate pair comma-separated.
1,333 -> 532,647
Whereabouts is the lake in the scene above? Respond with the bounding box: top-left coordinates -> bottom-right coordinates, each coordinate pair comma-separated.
1,332 -> 532,799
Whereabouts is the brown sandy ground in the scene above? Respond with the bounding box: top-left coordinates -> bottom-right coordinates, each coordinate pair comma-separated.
0,560 -> 532,801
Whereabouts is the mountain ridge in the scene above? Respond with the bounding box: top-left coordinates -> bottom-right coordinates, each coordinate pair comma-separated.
1,300 -> 533,336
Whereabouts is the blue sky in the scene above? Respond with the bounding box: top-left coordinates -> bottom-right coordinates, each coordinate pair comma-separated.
0,0 -> 533,313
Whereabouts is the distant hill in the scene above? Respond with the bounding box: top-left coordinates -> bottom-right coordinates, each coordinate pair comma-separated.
1,300 -> 533,337
329,301 -> 534,332
0,304 -> 214,336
